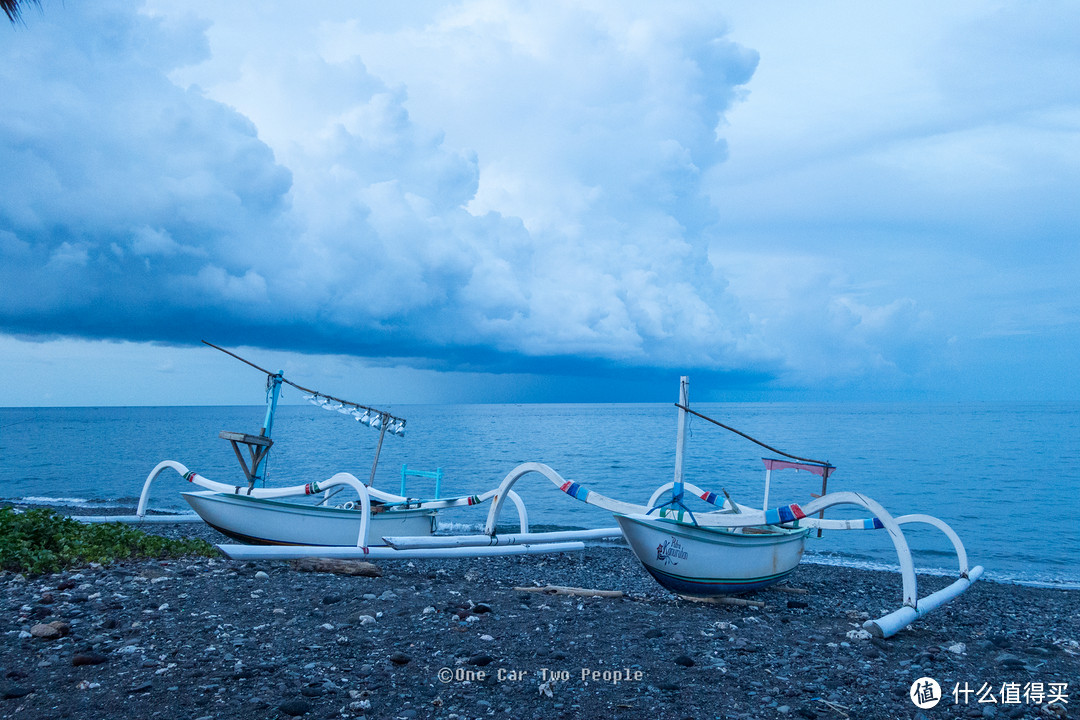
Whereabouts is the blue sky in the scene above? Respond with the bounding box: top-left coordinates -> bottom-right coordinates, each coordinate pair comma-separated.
2,1 -> 1078,405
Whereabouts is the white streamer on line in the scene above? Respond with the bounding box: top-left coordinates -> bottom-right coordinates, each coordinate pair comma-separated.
304,394 -> 405,436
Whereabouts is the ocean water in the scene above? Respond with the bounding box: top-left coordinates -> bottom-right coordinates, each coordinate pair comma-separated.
1,402 -> 1077,589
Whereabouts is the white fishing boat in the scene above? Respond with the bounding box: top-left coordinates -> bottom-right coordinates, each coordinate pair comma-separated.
181,491 -> 436,546
80,342 -> 614,559
612,450 -> 834,597
478,377 -> 984,637
613,514 -> 809,595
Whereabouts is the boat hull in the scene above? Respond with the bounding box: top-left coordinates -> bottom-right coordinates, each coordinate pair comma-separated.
182,491 -> 436,546
614,513 -> 808,595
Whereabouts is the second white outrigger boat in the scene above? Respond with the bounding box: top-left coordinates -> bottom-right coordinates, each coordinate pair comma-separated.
476,377 -> 984,637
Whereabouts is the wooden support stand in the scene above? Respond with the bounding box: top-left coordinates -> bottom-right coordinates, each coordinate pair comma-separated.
219,431 -> 273,488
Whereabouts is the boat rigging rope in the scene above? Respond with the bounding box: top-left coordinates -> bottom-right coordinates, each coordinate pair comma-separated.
202,340 -> 405,427
674,403 -> 831,468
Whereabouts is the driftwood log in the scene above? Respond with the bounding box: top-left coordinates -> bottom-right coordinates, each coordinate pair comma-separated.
513,584 -> 624,598
290,558 -> 382,577
677,594 -> 766,608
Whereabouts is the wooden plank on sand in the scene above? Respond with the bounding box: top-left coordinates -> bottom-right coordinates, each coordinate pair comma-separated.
677,594 -> 766,608
513,584 -> 624,598
290,558 -> 382,577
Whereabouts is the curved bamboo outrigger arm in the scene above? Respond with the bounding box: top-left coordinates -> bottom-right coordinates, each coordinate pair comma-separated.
484,462 -> 646,534
893,514 -> 971,575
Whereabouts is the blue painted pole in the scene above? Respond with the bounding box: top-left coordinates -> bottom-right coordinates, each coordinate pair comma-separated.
254,371 -> 284,487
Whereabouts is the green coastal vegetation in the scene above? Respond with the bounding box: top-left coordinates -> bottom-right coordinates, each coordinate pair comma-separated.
0,506 -> 216,575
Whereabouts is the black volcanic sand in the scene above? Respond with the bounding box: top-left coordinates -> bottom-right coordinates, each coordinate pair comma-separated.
0,510 -> 1077,720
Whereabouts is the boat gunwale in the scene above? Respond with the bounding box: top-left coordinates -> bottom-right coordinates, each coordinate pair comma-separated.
181,490 -> 437,518
615,512 -> 810,548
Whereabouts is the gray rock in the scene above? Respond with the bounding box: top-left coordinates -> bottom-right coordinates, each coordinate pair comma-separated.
279,699 -> 311,716
995,653 -> 1025,668
0,683 -> 34,700
72,652 -> 109,666
30,623 -> 62,640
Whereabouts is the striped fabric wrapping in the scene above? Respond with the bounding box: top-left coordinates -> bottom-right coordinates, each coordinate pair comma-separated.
764,504 -> 806,525
699,490 -> 720,505
862,517 -> 885,529
559,481 -> 589,502
304,482 -> 322,495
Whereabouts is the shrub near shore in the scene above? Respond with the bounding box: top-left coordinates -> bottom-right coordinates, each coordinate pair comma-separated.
0,506 -> 215,575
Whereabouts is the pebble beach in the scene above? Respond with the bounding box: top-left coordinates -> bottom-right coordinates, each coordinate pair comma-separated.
1,510 -> 1077,720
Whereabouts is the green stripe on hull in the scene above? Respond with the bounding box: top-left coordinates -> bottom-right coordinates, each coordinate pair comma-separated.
644,564 -> 797,595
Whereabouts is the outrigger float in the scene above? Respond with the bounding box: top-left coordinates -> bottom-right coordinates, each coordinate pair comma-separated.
82,348 -> 981,637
